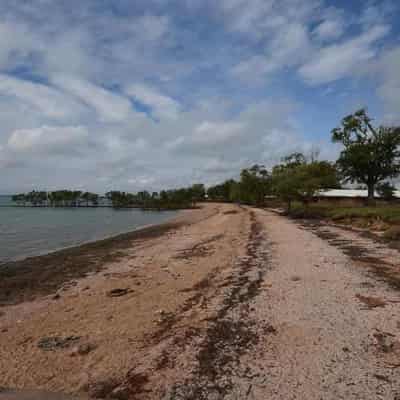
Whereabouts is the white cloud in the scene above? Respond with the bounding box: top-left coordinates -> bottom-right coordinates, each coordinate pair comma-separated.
0,21 -> 37,69
231,23 -> 312,82
191,121 -> 245,146
231,56 -> 275,83
376,47 -> 400,123
42,30 -> 93,77
168,100 -> 304,166
128,176 -> 156,186
218,0 -> 319,39
129,15 -> 170,43
126,84 -> 181,120
0,74 -> 85,119
314,20 -> 343,41
51,75 -> 134,123
299,25 -> 389,85
8,125 -> 89,154
219,0 -> 275,36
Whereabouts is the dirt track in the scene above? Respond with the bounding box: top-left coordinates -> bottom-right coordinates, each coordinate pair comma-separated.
1,204 -> 400,399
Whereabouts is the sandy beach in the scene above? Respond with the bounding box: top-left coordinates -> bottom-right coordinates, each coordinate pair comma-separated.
1,203 -> 400,399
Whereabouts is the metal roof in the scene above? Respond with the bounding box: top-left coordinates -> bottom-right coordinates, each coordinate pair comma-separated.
316,189 -> 400,198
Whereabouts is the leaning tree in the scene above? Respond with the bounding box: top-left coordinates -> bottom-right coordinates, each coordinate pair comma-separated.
332,109 -> 400,200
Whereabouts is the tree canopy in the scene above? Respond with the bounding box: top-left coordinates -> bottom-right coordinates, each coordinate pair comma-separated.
332,108 -> 400,199
206,165 -> 271,206
271,154 -> 338,211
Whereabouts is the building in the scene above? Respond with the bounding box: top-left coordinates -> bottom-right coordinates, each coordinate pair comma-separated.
315,189 -> 400,204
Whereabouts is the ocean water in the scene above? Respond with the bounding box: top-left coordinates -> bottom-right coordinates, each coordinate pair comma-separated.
0,196 -> 177,263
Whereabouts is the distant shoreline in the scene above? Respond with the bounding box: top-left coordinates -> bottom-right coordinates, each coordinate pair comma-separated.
3,204 -> 198,210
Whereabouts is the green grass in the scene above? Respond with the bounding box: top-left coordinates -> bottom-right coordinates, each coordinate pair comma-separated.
290,202 -> 400,224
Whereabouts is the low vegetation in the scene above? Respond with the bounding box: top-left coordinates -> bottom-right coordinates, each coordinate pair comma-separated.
288,202 -> 400,234
105,184 -> 205,209
12,184 -> 206,210
289,203 -> 400,222
12,190 -> 99,207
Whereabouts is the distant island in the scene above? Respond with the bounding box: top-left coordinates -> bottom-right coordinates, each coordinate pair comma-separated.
11,185 -> 206,210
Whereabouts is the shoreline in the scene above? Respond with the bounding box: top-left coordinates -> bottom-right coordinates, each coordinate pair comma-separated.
0,210 -> 179,266
0,208 -> 207,306
0,202 -> 246,395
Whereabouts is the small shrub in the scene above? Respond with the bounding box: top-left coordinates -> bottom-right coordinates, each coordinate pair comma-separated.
383,226 -> 400,240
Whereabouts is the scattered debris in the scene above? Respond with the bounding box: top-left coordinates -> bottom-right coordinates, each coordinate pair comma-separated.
38,336 -> 81,351
70,342 -> 97,356
106,288 -> 131,297
223,210 -> 239,215
17,336 -> 33,346
174,234 -> 224,260
373,331 -> 396,353
356,294 -> 387,309
360,281 -> 375,288
263,323 -> 277,335
154,309 -> 175,326
87,378 -> 120,398
163,211 -> 270,398
373,374 -> 391,383
111,385 -> 131,400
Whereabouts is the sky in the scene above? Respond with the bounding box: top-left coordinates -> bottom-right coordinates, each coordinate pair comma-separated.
0,0 -> 399,194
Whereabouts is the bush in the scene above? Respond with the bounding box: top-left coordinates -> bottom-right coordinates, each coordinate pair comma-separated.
377,182 -> 396,201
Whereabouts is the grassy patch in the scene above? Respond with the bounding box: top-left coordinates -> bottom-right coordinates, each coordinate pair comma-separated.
290,202 -> 400,224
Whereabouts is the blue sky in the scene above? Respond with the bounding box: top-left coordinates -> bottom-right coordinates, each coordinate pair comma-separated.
0,0 -> 399,193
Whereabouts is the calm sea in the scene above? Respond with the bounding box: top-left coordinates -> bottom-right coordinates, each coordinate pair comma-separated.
0,196 -> 177,263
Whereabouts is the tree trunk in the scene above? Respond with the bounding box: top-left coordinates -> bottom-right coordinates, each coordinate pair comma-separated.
287,199 -> 292,214
367,184 -> 375,200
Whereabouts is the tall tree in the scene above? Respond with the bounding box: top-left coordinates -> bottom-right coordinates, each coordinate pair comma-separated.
332,109 -> 400,200
240,164 -> 271,205
272,153 -> 338,211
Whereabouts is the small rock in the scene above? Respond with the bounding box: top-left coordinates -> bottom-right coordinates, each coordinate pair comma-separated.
52,293 -> 61,300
